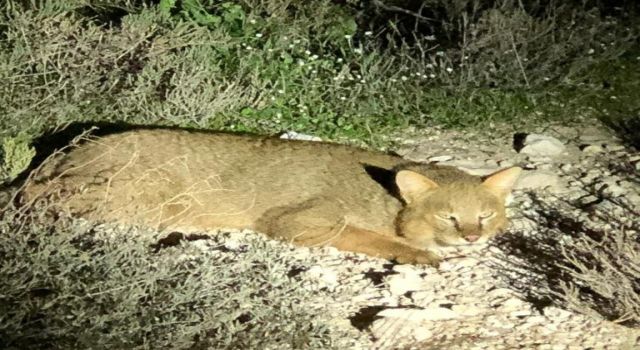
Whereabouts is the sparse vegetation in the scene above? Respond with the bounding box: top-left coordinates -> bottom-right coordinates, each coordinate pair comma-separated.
494,189 -> 640,327
1,0 -> 639,347
0,202 -> 357,349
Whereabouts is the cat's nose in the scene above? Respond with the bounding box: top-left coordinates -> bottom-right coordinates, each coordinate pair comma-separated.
464,235 -> 480,242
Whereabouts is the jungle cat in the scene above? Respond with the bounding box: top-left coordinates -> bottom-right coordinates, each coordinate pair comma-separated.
23,128 -> 522,266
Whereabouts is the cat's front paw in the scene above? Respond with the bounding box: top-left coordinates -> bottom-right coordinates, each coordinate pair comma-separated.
395,249 -> 441,267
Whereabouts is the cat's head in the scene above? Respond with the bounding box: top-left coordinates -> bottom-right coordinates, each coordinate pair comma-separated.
395,166 -> 522,247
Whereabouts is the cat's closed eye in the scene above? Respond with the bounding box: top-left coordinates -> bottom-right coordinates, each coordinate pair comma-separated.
479,211 -> 496,222
436,213 -> 458,223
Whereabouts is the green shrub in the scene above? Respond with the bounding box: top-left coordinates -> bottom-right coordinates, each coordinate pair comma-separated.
0,133 -> 35,185
1,0 -> 638,145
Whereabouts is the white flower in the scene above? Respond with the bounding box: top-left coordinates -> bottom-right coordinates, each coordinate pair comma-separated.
429,73 -> 436,78
364,31 -> 373,36
401,76 -> 408,81
446,67 -> 453,73
298,60 -> 305,66
288,44 -> 294,49
340,96 -> 346,100
336,58 -> 343,63
294,39 -> 301,44
344,35 -> 352,39
312,70 -> 317,74
353,48 -> 362,54
305,50 -> 311,55
588,48 -> 595,54
426,63 -> 434,69
425,35 -> 436,41
436,51 -> 444,56
246,46 -> 253,50
390,78 -> 397,82
311,54 -> 319,60
249,19 -> 257,24
360,79 -> 365,83
278,89 -> 284,94
255,33 -> 263,38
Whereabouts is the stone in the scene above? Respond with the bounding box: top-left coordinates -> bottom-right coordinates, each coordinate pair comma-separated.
387,272 -> 423,296
499,297 -> 531,312
605,143 -> 626,152
279,131 -> 322,141
544,306 -> 573,320
453,257 -> 481,269
518,134 -> 566,156
581,144 -> 605,154
411,326 -> 434,342
378,306 -> 459,321
560,163 -> 573,172
451,304 -> 486,317
305,265 -> 338,288
514,170 -> 563,191
428,155 -> 453,162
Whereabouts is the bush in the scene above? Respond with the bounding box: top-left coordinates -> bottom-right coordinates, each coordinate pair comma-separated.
0,0 -> 638,145
0,133 -> 35,184
0,202 -> 357,349
493,191 -> 640,327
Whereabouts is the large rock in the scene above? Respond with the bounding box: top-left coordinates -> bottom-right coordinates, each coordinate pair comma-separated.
517,134 -> 565,156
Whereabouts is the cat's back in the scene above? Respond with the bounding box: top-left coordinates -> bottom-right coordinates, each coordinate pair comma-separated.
25,129 -> 403,231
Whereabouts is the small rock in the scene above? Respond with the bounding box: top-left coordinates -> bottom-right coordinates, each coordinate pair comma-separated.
526,315 -> 548,324
518,134 -> 565,157
411,326 -> 434,342
392,264 -> 419,274
452,257 -> 480,269
606,143 -> 626,151
499,297 -> 531,312
421,273 -> 445,285
581,144 -> 605,154
597,179 -> 625,197
378,307 -> 459,321
305,266 -> 338,288
437,261 -> 456,272
279,131 -> 322,141
428,155 -> 453,162
514,170 -> 563,191
544,306 -> 573,320
387,273 -> 423,296
451,304 -> 486,317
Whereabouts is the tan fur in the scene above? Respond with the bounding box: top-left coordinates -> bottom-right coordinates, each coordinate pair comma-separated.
23,129 -> 522,265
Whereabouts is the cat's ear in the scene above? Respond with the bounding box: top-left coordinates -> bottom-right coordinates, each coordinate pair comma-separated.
396,170 -> 439,203
482,166 -> 522,199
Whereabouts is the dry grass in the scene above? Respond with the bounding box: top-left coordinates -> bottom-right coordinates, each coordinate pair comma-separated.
0,197 -> 359,349
493,190 -> 640,328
